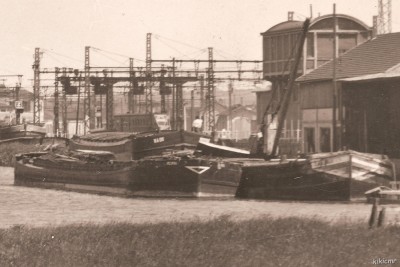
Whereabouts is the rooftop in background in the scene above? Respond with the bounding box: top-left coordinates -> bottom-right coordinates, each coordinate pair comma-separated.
297,32 -> 400,82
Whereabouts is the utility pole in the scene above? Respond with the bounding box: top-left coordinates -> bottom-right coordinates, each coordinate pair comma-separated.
332,4 -> 338,151
228,78 -> 233,132
84,46 -> 90,134
191,88 -> 194,129
106,80 -> 114,130
160,64 -> 166,113
206,47 -> 215,138
199,75 -> 204,110
62,68 -> 68,138
129,58 -> 134,113
15,75 -> 22,125
145,33 -> 152,114
75,72 -> 81,135
171,58 -> 176,130
54,67 -> 60,136
176,82 -> 183,130
33,48 -> 41,124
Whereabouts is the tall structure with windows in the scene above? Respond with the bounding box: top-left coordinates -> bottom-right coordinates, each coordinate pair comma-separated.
261,12 -> 372,80
257,12 -> 372,155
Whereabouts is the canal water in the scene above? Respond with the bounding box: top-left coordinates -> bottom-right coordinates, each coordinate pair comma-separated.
1,167 -> 399,228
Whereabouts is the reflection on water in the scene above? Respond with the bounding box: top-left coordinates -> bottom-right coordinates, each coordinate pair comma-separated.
0,167 -> 394,229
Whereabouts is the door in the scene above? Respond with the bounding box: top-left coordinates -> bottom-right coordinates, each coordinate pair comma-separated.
304,127 -> 315,153
319,127 -> 331,152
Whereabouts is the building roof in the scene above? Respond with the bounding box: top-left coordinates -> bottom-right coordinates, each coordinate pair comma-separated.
218,104 -> 256,116
261,20 -> 303,34
297,32 -> 400,83
340,63 -> 400,83
261,14 -> 370,35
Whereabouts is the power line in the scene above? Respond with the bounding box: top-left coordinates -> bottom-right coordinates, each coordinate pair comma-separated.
91,46 -> 145,62
153,33 -> 204,50
42,49 -> 83,64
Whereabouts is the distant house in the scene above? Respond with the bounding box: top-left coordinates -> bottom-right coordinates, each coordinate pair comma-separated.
199,101 -> 227,135
0,86 -> 34,125
215,104 -> 257,140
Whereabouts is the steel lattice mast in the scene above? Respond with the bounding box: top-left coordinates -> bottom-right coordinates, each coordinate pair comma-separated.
206,47 -> 215,136
84,46 -> 91,134
378,0 -> 392,34
53,67 -> 60,135
33,48 -> 41,124
129,58 -> 134,113
145,33 -> 152,114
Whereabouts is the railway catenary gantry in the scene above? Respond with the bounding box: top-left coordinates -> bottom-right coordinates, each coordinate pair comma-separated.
32,33 -> 263,136
53,70 -> 197,132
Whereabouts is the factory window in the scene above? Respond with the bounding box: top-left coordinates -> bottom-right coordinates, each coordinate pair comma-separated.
338,34 -> 357,55
278,36 -> 284,61
317,33 -> 334,60
264,37 -> 271,61
307,33 -> 314,58
270,36 -> 276,61
283,34 -> 289,59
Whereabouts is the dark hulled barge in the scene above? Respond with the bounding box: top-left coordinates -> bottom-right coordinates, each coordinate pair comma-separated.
14,150 -> 133,196
236,151 -> 394,201
69,130 -> 205,161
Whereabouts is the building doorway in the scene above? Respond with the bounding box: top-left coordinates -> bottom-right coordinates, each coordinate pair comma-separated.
319,127 -> 331,152
304,127 -> 315,153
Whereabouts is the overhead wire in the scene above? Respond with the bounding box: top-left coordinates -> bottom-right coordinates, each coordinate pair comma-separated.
153,36 -> 193,59
153,33 -> 204,51
42,53 -> 71,68
91,49 -> 131,66
91,46 -> 145,62
213,48 -> 241,60
42,49 -> 83,64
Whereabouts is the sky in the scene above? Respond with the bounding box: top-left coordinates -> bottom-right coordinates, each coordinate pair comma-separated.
0,0 -> 399,88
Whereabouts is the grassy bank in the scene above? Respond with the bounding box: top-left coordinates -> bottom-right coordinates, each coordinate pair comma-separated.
0,216 -> 398,266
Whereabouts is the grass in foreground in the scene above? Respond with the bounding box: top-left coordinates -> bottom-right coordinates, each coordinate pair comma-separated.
0,216 -> 399,267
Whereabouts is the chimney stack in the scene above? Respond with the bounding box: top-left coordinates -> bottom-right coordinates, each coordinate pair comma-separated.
372,15 -> 378,37
288,11 -> 294,21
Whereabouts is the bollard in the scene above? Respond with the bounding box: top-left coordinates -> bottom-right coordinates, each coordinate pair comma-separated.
377,207 -> 386,227
368,198 -> 380,228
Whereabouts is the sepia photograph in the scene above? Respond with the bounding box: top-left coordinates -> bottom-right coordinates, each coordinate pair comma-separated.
0,0 -> 400,266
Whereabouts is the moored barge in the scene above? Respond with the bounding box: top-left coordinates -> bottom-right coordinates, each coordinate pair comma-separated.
14,150 -> 133,196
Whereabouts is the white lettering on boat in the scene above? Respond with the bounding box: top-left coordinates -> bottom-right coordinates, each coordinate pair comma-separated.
153,137 -> 165,143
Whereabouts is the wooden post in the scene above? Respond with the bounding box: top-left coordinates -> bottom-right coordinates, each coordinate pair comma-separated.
368,198 -> 379,228
76,74 -> 81,135
271,19 -> 310,157
332,4 -> 338,151
377,207 -> 386,227
348,154 -> 352,200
